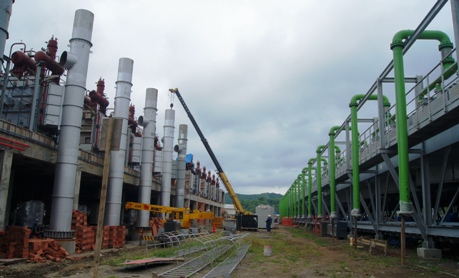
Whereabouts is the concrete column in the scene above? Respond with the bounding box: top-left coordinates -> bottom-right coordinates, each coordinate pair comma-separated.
73,170 -> 82,210
0,150 -> 13,230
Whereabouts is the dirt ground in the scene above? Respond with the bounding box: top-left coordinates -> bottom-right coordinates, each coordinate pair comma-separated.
1,226 -> 459,278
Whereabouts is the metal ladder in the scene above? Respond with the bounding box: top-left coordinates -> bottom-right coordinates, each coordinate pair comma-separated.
156,243 -> 233,278
203,243 -> 251,278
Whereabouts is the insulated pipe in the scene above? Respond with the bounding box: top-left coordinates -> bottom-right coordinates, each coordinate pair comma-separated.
161,109 -> 175,208
11,51 -> 37,72
175,124 -> 188,208
316,145 -> 327,219
136,88 -> 158,228
328,126 -> 341,219
34,51 -> 65,75
105,58 -> 134,226
0,0 -> 13,65
390,29 -> 455,214
307,158 -> 316,219
48,9 -> 94,237
349,94 -> 390,216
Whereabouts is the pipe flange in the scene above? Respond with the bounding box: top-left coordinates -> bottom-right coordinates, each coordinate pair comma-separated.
43,229 -> 75,239
329,212 -> 337,219
351,209 -> 361,217
390,40 -> 405,50
438,41 -> 454,51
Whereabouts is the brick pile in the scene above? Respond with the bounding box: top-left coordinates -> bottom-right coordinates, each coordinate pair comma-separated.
149,217 -> 164,236
28,238 -> 70,263
71,210 -> 126,253
0,226 -> 31,259
107,226 -> 126,248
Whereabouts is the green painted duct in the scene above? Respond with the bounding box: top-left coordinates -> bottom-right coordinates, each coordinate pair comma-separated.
390,29 -> 455,214
349,94 -> 390,216
328,126 -> 341,219
307,158 -> 316,219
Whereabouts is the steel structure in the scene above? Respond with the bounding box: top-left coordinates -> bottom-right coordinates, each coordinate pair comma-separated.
280,0 -> 459,250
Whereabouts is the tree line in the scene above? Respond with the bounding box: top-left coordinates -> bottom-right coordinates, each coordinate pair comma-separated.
224,192 -> 283,214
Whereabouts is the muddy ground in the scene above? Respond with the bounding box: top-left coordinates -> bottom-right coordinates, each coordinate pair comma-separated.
1,226 -> 459,278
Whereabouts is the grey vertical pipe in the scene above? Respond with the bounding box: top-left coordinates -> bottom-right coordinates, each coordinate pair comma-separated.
175,124 -> 188,208
137,88 -> 158,227
451,0 -> 459,62
105,58 -> 134,226
161,109 -> 175,207
48,10 -> 94,236
0,0 -> 12,65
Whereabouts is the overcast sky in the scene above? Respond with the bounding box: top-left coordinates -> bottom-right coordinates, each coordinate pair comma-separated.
5,1 -> 455,195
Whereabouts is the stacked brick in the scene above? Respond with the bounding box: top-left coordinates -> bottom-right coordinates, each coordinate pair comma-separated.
71,210 -> 125,253
149,217 -> 164,236
0,226 -> 31,259
72,210 -> 94,253
107,226 -> 126,248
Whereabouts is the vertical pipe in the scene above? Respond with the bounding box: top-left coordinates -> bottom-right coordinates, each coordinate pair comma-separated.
30,63 -> 42,131
0,0 -> 13,66
48,10 -> 94,237
105,58 -> 134,226
328,126 -> 341,220
307,159 -> 315,219
298,175 -> 302,218
137,88 -> 158,227
391,29 -> 454,214
349,94 -> 390,217
451,0 -> 459,62
176,124 -> 188,208
316,146 -> 326,219
161,109 -> 175,208
301,168 -> 307,219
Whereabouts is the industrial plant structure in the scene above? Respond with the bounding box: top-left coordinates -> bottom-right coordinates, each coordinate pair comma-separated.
280,1 -> 459,258
0,2 -> 224,253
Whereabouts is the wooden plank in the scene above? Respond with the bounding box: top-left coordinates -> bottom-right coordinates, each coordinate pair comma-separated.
93,117 -> 115,277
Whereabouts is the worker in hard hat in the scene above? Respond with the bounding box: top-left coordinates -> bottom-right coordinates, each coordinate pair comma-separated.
266,215 -> 273,233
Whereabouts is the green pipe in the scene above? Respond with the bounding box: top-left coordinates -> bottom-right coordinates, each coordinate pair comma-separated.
328,126 -> 341,219
297,175 -> 301,218
307,158 -> 316,218
316,145 -> 326,218
302,167 -> 308,218
391,29 -> 455,214
349,94 -> 390,216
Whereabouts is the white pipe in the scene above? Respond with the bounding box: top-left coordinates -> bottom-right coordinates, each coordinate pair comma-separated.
0,0 -> 12,65
137,88 -> 158,227
48,9 -> 94,237
105,57 -> 134,226
175,124 -> 187,208
161,109 -> 175,207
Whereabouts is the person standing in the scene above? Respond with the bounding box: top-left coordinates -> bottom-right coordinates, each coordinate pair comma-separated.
266,215 -> 273,233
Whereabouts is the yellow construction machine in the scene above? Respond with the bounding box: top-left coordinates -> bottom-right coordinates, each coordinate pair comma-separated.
169,88 -> 258,231
125,201 -> 214,229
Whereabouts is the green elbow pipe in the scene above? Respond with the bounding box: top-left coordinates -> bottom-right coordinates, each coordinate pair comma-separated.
328,126 -> 341,219
297,175 -> 302,217
349,94 -> 391,216
316,145 -> 326,218
391,29 -> 454,214
302,167 -> 308,218
307,158 -> 316,218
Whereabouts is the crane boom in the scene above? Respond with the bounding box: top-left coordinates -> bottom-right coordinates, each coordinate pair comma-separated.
169,88 -> 247,214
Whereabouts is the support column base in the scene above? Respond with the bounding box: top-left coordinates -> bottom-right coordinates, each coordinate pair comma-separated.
55,238 -> 76,254
417,247 -> 442,259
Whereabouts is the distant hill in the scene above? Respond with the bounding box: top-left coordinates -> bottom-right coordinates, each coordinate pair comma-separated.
224,192 -> 283,214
